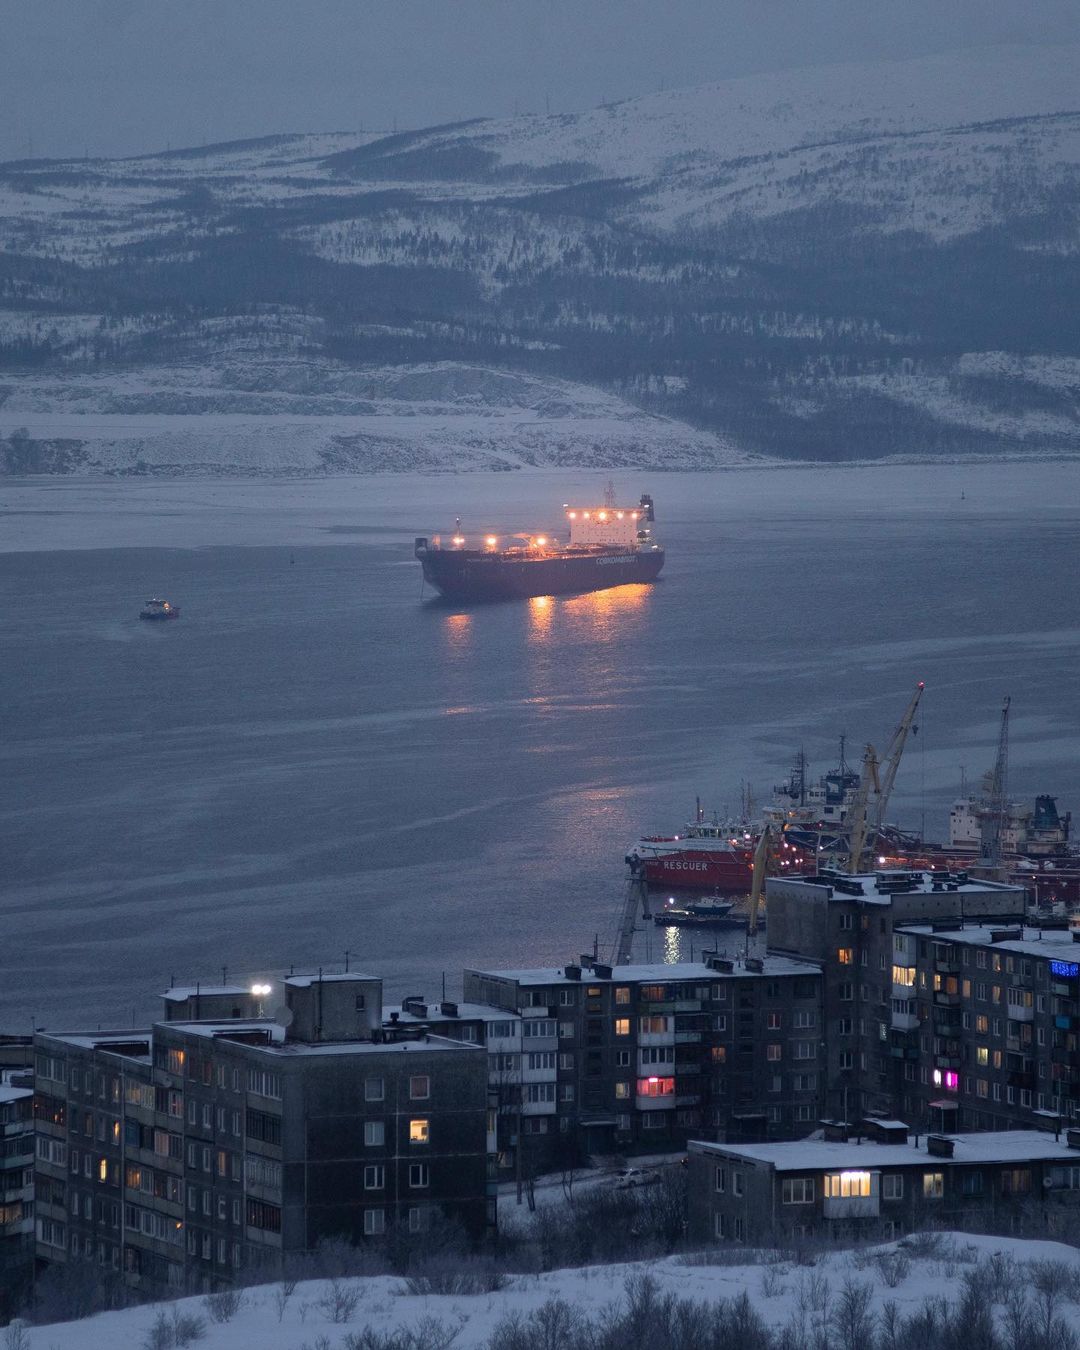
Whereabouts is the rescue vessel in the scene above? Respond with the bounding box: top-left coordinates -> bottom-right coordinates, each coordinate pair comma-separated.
415,492 -> 664,601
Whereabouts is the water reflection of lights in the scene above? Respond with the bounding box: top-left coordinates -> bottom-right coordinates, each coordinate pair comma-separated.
563,584 -> 650,640
444,612 -> 472,648
527,594 -> 553,640
663,925 -> 682,964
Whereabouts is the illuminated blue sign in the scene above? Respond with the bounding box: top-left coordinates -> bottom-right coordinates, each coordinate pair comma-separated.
1049,960 -> 1080,979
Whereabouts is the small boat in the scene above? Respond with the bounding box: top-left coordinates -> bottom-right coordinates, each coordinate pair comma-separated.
139,598 -> 180,621
653,896 -> 742,927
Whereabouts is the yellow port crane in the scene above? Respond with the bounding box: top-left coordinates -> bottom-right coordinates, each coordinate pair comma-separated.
846,682 -> 925,875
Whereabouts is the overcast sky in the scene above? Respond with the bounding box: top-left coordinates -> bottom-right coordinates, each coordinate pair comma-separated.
2,0 -> 1077,161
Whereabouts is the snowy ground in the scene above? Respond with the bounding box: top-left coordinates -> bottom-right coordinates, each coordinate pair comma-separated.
20,1231 -> 1080,1348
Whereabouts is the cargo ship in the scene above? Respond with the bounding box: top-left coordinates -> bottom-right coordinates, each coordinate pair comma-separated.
415,492 -> 664,601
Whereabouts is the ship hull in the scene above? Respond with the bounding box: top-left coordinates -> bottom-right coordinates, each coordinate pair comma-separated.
639,850 -> 755,893
418,547 -> 664,601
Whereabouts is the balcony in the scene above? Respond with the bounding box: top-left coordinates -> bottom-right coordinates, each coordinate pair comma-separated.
891,1012 -> 919,1032
639,1031 -> 676,1048
934,959 -> 961,976
675,1093 -> 702,1107
933,991 -> 960,1008
934,1055 -> 961,1071
1008,1003 -> 1034,1024
674,1031 -> 703,1044
636,1094 -> 676,1111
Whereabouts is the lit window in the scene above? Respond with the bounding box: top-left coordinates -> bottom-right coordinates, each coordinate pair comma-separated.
98,1158 -> 107,1183
837,949 -> 854,965
615,1082 -> 630,1099
923,1172 -> 944,1199
636,1077 -> 675,1098
824,1171 -> 871,1199
409,1119 -> 429,1144
615,1018 -> 630,1036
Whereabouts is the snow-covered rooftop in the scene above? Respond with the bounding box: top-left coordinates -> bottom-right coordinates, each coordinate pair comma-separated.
467,957 -> 817,987
692,1129 -> 1080,1171
172,1020 -> 480,1057
284,971 -> 379,987
775,872 -> 1023,902
161,985 -> 252,1001
0,1084 -> 32,1105
900,924 -> 1080,963
386,1002 -> 522,1024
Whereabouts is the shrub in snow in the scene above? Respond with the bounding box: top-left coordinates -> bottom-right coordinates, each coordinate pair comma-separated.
202,1287 -> 245,1322
315,1278 -> 362,1324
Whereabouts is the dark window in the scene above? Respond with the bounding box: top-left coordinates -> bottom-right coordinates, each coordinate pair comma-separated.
245,1109 -> 282,1147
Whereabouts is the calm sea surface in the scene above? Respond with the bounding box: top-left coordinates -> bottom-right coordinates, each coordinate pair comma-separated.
3,464 -> 1080,1028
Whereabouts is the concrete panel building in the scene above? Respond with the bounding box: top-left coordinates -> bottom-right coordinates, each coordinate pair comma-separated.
765,869 -> 1026,1122
688,1124 -> 1080,1245
33,972 -> 489,1296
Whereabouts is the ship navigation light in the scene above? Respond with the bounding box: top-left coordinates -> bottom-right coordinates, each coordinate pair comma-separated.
535,536 -> 547,547
598,511 -> 608,521
485,536 -> 499,549
452,535 -> 465,546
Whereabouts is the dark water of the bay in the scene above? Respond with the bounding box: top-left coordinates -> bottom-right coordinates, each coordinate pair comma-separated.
3,464 -> 1080,1029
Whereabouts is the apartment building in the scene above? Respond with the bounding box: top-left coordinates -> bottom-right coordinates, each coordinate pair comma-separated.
765,869 -> 1026,1123
892,922 -> 1080,1134
0,1077 -> 34,1319
33,972 -> 489,1296
688,1124 -> 1080,1246
456,954 -> 825,1169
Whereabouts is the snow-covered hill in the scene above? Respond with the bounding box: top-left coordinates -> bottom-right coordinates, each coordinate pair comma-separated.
1,43 -> 1078,471
17,1232 -> 1080,1349
0,358 -> 747,475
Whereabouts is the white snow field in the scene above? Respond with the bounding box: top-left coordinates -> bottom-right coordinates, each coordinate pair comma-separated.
19,1231 -> 1080,1348
0,359 -> 750,476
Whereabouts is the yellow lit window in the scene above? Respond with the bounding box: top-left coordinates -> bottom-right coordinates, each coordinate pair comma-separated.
892,966 -> 916,987
112,1121 -> 120,1143
976,1046 -> 989,1066
409,1119 -> 429,1144
98,1158 -> 108,1182
923,1171 -> 944,1199
837,949 -> 854,965
824,1170 -> 871,1199
614,1018 -> 630,1036
615,1082 -> 630,1099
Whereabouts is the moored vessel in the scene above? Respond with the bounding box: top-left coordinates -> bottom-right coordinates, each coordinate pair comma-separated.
139,598 -> 180,621
415,492 -> 664,601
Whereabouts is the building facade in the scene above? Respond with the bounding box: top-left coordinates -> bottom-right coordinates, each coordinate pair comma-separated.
765,869 -> 1026,1124
688,1125 -> 1080,1246
33,973 -> 489,1296
1,1078 -> 34,1319
891,922 -> 1080,1134
455,954 -> 825,1170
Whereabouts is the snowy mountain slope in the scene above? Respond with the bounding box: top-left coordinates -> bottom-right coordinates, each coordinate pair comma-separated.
0,358 -> 747,475
21,1232 -> 1080,1349
0,43 -> 1078,469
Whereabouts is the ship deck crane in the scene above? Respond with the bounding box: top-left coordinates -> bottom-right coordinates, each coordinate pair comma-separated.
978,696 -> 1011,877
846,682 -> 925,874
747,822 -> 772,940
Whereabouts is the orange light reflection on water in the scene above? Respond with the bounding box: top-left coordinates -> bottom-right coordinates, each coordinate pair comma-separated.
527,594 -> 553,641
443,612 -> 472,649
562,583 -> 650,640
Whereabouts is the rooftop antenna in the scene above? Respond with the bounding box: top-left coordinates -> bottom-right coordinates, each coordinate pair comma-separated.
838,733 -> 848,775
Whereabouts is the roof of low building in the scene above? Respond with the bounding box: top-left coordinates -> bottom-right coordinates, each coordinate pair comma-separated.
386,1002 -> 522,1025
284,972 -> 379,987
691,1129 -> 1080,1171
172,1020 -> 481,1057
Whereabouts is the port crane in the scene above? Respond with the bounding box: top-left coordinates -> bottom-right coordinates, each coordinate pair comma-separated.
978,696 -> 1011,877
846,682 -> 925,874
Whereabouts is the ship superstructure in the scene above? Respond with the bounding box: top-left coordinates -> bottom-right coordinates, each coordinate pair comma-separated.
415,491 -> 664,601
